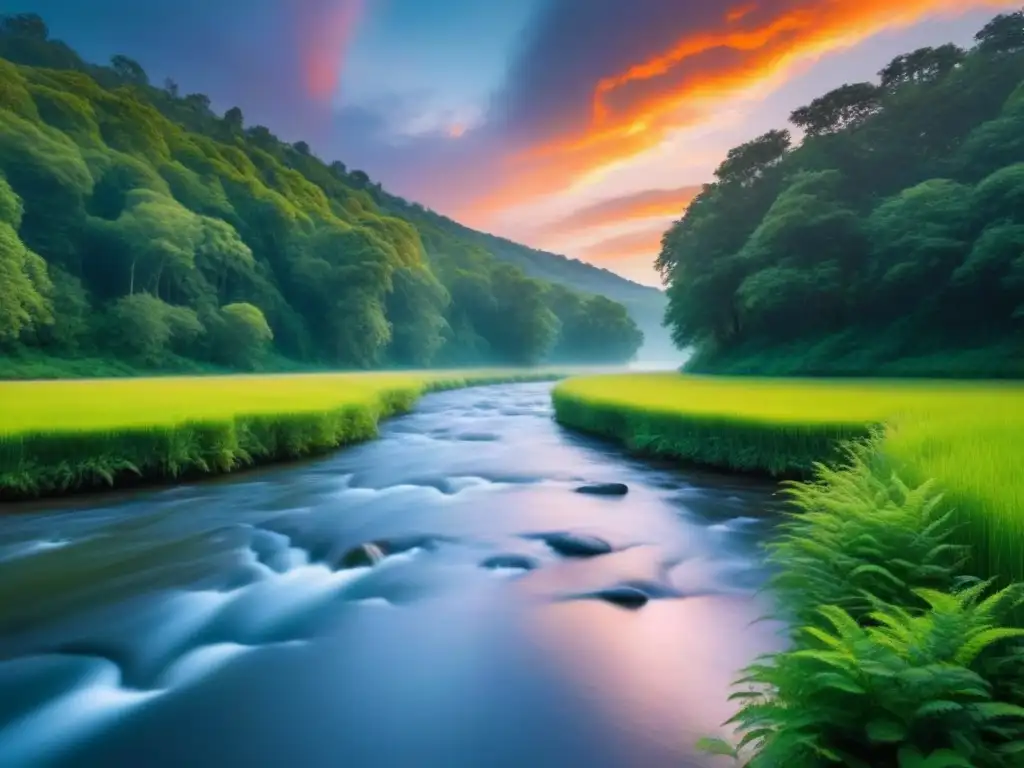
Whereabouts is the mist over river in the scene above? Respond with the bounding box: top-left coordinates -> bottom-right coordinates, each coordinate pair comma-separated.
0,382 -> 783,767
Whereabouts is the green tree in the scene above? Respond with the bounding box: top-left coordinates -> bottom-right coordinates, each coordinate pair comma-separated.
487,264 -> 559,365
110,54 -> 149,87
210,302 -> 272,369
789,82 -> 882,136
714,129 -> 791,187
223,106 -> 243,133
0,14 -> 48,40
0,174 -> 51,340
879,44 -> 965,91
868,179 -> 973,300
34,266 -> 90,350
109,189 -> 203,296
974,10 -> 1024,55
105,292 -> 195,364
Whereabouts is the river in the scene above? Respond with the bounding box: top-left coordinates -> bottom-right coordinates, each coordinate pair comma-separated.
0,381 -> 783,767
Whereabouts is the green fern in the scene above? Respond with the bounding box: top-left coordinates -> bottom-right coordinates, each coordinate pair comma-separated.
700,442 -> 1024,767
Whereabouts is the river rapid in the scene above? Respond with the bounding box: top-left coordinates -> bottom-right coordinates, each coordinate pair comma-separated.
0,382 -> 783,767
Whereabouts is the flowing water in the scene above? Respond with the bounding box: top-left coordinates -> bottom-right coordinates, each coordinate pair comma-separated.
0,382 -> 784,767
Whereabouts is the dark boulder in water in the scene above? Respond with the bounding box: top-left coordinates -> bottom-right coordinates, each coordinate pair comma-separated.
539,533 -> 613,558
375,534 -> 449,555
480,554 -> 539,571
335,543 -> 385,570
591,586 -> 649,609
575,483 -> 628,496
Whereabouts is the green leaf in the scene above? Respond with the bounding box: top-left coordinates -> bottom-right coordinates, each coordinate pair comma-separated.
914,700 -> 963,718
866,718 -> 907,743
850,563 -> 906,586
971,702 -> 1024,720
914,749 -> 974,768
814,671 -> 866,695
804,626 -> 844,649
955,628 -> 1024,666
694,737 -> 737,757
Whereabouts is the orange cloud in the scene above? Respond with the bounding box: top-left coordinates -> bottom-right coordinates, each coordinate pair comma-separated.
468,0 -> 1015,222
577,225 -> 668,263
537,185 -> 701,240
302,0 -> 365,101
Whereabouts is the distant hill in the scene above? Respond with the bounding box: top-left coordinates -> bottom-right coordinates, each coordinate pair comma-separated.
0,12 -> 657,375
376,192 -> 673,357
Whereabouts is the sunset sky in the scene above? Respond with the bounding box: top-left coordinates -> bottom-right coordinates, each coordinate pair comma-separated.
18,0 -> 1022,285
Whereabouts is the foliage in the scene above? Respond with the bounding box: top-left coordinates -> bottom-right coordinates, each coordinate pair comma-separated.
659,10 -> 1024,375
0,16 -> 645,374
210,302 -> 273,369
0,172 -> 51,339
0,369 -> 563,498
104,292 -> 201,365
697,447 -> 1024,767
709,585 -> 1024,767
767,439 -> 967,627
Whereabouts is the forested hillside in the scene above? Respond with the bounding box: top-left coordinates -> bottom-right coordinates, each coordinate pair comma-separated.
374,190 -> 671,351
658,10 -> 1024,377
0,13 -> 646,378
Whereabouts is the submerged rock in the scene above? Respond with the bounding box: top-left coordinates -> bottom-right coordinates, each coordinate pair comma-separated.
480,554 -> 539,571
575,483 -> 629,496
335,543 -> 386,570
540,533 -> 613,558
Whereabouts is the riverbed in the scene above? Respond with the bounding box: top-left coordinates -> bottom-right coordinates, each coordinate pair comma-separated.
0,381 -> 783,767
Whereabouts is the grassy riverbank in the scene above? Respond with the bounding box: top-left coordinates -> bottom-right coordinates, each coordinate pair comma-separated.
0,369 -> 562,500
552,373 -> 1024,585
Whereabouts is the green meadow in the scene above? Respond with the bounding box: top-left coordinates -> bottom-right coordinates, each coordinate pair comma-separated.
0,369 -> 561,498
553,373 -> 1024,588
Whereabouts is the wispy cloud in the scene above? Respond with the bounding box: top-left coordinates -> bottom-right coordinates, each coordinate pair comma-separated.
535,185 -> 700,241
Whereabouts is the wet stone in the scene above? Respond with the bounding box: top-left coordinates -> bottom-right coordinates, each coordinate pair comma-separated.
480,554 -> 539,571
575,483 -> 629,496
539,533 -> 613,558
591,586 -> 649,610
335,543 -> 386,570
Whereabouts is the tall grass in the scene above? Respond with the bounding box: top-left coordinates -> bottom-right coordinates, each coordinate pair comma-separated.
0,369 -> 562,499
552,373 -> 1024,586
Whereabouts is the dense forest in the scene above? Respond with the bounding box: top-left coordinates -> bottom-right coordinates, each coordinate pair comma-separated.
658,10 -> 1024,377
0,14 -> 647,377
370,189 -> 672,356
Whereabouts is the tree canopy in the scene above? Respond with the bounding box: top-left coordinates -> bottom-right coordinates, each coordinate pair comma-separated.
0,15 -> 645,372
659,9 -> 1024,376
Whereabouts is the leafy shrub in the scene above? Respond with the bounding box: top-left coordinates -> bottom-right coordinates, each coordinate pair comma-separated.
209,302 -> 272,370
767,438 -> 968,626
700,444 -> 1024,767
702,584 -> 1024,767
105,292 -> 202,364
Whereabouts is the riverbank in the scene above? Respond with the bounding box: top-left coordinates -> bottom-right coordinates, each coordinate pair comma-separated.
0,369 -> 564,500
552,373 -> 1024,585
554,373 -> 1024,764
